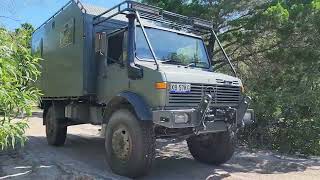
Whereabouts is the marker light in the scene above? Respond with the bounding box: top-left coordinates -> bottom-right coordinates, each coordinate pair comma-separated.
155,82 -> 167,89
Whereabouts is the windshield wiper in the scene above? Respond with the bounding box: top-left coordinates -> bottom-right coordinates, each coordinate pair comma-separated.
161,59 -> 185,66
186,61 -> 209,68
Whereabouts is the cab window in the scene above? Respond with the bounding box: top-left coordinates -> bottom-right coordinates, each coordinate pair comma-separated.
107,32 -> 124,64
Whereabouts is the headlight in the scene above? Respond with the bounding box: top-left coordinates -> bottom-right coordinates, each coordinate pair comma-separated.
174,113 -> 189,124
243,109 -> 254,125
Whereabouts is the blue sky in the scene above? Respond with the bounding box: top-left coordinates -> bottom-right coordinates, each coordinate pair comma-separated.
0,0 -> 123,30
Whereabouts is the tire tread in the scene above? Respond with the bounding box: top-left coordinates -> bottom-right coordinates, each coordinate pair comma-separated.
105,108 -> 155,178
187,132 -> 235,165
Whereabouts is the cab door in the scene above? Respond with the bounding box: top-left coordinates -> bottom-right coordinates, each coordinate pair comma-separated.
97,30 -> 129,103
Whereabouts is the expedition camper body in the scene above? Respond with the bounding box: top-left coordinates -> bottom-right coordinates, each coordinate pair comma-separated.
32,0 -> 254,178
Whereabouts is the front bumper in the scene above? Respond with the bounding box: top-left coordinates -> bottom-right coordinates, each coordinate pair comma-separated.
152,95 -> 254,134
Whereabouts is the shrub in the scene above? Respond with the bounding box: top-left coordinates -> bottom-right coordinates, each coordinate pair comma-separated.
0,24 -> 41,150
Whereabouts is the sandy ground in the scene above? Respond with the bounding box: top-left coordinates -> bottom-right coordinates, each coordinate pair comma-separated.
1,111 -> 320,180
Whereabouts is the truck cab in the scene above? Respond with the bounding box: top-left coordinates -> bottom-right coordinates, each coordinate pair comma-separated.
32,1 -> 254,178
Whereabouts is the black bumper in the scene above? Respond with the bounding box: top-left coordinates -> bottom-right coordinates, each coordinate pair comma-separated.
152,95 -> 254,134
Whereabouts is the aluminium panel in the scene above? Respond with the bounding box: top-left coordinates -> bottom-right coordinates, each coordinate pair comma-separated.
34,2 -> 86,97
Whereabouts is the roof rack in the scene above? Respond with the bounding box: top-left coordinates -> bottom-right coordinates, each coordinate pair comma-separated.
93,1 -> 237,76
93,1 -> 213,35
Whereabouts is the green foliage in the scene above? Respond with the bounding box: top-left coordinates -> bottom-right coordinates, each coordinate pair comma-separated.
142,0 -> 320,155
263,2 -> 289,24
243,0 -> 320,155
312,0 -> 320,9
0,23 -> 41,150
0,120 -> 29,150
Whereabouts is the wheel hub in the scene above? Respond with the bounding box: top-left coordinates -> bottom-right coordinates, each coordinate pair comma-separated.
111,126 -> 131,160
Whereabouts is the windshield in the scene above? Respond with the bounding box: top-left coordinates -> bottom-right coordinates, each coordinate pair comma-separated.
136,27 -> 210,68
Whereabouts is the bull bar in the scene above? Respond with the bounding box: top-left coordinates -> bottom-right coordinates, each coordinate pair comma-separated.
152,94 -> 254,134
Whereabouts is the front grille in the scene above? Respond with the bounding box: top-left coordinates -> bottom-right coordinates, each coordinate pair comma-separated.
168,83 -> 241,108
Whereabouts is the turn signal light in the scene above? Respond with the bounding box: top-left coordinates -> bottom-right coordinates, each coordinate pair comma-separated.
155,82 -> 167,89
240,85 -> 245,93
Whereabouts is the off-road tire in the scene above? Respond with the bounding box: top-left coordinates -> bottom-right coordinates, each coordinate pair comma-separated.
104,109 -> 155,178
187,131 -> 235,165
43,107 -> 48,120
45,106 -> 67,146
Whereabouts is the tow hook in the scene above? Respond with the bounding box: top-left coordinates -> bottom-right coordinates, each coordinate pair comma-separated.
226,108 -> 237,124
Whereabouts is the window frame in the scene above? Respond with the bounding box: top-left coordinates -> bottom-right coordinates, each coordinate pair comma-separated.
106,28 -> 127,66
134,26 -> 212,69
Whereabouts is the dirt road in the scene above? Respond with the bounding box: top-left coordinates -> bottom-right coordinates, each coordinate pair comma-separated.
1,111 -> 320,180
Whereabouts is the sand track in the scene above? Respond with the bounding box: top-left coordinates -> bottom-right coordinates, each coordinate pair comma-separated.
1,111 -> 320,180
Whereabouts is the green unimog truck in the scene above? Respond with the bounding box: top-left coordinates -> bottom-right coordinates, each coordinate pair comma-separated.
32,0 -> 254,178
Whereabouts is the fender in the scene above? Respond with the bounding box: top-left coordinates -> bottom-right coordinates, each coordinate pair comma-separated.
105,91 -> 152,121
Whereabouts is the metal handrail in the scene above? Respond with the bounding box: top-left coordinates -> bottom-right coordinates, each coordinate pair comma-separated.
211,30 -> 237,76
32,0 -> 237,75
135,11 -> 159,70
75,0 -> 87,14
33,0 -> 86,33
93,1 -> 211,35
92,0 -> 238,76
93,1 -> 130,23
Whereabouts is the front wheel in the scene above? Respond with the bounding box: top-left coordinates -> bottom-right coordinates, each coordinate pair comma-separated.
104,109 -> 155,178
187,131 -> 235,165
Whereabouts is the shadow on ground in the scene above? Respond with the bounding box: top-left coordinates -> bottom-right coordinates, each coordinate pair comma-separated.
140,139 -> 320,180
2,132 -> 319,180
31,111 -> 43,119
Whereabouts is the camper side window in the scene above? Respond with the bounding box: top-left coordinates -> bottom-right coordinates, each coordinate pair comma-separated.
107,32 -> 124,64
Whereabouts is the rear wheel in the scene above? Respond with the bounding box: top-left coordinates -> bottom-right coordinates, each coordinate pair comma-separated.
104,109 -> 155,178
45,105 -> 67,146
187,131 -> 235,165
43,106 -> 49,125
